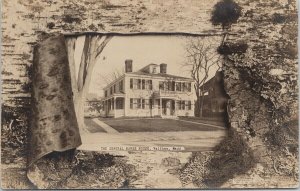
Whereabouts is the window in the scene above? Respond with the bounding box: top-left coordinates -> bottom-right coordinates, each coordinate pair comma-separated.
176,82 -> 181,91
166,81 -> 172,91
178,100 -> 186,110
119,80 -> 123,91
187,83 -> 191,92
187,101 -> 192,110
133,79 -> 138,89
172,81 -> 175,91
158,99 -> 161,109
130,99 -> 133,109
182,83 -> 187,92
153,67 -> 156,73
137,99 -> 141,109
105,90 -> 107,97
180,83 -> 184,92
148,80 -> 153,90
142,79 -> 145,90
149,99 -> 153,109
137,79 -> 141,89
130,79 -> 133,89
130,98 -> 139,109
113,85 -> 116,93
159,81 -> 164,90
116,98 -> 124,109
110,87 -> 113,94
112,98 -> 114,109
142,99 -> 145,109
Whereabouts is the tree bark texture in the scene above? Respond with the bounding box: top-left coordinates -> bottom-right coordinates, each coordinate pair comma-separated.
27,34 -> 82,186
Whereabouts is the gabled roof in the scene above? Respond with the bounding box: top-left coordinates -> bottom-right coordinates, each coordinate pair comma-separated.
128,71 -> 193,81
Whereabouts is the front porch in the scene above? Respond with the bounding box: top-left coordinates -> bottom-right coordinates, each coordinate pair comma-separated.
102,94 -> 125,118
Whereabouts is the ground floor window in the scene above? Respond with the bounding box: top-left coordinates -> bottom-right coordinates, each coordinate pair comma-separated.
116,98 -> 124,109
130,98 -> 153,109
177,100 -> 192,110
187,101 -> 192,110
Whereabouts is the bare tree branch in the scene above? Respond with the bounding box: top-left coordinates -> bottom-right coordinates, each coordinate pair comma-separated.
95,35 -> 113,58
182,37 -> 221,117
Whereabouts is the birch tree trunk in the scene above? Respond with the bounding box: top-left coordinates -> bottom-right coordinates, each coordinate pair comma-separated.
65,35 -> 112,132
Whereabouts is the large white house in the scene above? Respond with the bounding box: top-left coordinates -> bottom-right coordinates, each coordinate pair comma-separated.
101,60 -> 195,118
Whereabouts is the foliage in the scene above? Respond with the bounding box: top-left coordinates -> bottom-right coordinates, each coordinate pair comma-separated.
62,15 -> 82,24
47,22 -> 55,29
179,129 -> 257,187
217,41 -> 248,55
211,0 -> 242,30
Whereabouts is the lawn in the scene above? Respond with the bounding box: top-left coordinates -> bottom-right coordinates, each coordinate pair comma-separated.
102,118 -> 222,133
84,118 -> 106,133
178,116 -> 226,127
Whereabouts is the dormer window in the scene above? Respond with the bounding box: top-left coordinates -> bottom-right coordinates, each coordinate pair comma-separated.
153,67 -> 157,73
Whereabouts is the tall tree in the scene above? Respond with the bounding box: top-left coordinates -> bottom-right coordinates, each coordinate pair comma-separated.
211,0 -> 242,45
65,35 -> 112,131
184,38 -> 220,117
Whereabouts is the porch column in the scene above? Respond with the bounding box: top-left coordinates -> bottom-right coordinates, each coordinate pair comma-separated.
152,97 -> 154,117
114,97 -> 116,118
174,99 -> 177,116
160,98 -> 162,116
124,97 -> 127,117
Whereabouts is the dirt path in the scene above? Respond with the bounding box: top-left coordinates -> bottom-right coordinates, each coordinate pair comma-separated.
92,118 -> 119,133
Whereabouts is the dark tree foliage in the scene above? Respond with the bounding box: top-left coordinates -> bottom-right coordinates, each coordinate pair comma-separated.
47,22 -> 55,29
217,41 -> 248,55
211,0 -> 242,30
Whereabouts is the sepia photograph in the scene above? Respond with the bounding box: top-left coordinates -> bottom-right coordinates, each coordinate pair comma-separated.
80,35 -> 227,152
1,0 -> 298,189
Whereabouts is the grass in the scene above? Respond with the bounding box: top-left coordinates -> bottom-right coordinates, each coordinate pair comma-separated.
84,118 -> 106,133
178,116 -> 226,127
101,118 -> 222,133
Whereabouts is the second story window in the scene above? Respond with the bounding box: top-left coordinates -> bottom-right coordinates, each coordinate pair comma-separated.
137,79 -> 141,89
119,80 -> 123,91
171,81 -> 175,91
130,79 -> 133,89
142,79 -> 145,90
159,81 -> 164,90
105,90 -> 107,97
148,80 -> 152,90
182,83 -> 187,92
176,82 -> 181,91
187,83 -> 191,92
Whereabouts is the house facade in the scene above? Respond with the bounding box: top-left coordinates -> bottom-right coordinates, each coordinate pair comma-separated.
101,60 -> 195,118
199,71 -> 229,117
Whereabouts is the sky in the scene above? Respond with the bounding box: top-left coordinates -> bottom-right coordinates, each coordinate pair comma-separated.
74,35 -> 221,96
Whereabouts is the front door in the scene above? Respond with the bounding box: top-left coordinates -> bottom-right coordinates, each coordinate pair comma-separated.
162,99 -> 174,116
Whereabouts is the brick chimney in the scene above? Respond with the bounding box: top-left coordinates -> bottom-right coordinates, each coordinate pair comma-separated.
125,59 -> 133,73
160,63 -> 167,74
